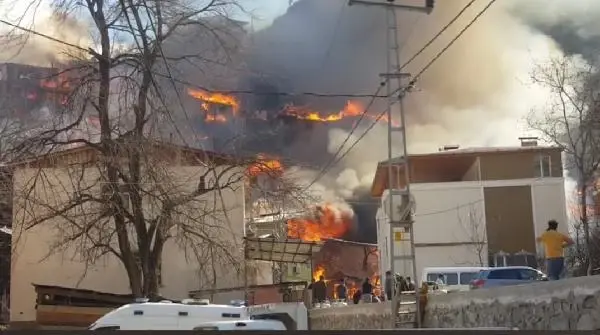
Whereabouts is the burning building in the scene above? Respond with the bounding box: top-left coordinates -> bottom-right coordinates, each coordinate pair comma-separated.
0,63 -> 73,119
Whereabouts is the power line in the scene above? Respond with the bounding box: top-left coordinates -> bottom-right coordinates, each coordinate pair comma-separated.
0,18 -> 89,53
398,0 -> 478,72
302,82 -> 386,191
400,0 -> 497,95
306,0 -> 498,186
0,18 -> 390,99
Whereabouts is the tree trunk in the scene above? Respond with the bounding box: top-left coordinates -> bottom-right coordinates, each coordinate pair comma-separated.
579,183 -> 593,276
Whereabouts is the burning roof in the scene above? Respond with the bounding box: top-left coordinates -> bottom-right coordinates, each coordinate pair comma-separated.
287,204 -> 353,242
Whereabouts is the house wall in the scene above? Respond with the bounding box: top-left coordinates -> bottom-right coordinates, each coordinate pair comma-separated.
377,184 -> 487,283
376,178 -> 567,284
462,158 -> 480,181
479,150 -> 563,180
11,165 -> 246,324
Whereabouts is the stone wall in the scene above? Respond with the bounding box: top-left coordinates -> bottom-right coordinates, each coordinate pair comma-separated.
309,302 -> 394,330
309,277 -> 600,330
425,276 -> 600,330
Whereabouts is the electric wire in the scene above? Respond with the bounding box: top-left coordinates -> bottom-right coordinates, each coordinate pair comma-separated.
305,0 -> 498,188
397,0 -> 478,72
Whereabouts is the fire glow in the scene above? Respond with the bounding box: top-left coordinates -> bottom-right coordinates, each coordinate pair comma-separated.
282,100 -> 399,126
312,263 -> 381,300
287,204 -> 352,242
188,88 -> 240,123
247,154 -> 283,177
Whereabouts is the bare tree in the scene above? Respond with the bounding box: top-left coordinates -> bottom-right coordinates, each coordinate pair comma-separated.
456,204 -> 487,267
1,0 -> 310,299
528,55 -> 600,276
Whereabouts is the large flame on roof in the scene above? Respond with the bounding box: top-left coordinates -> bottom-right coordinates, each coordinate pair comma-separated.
287,204 -> 352,242
247,153 -> 283,176
282,100 -> 399,126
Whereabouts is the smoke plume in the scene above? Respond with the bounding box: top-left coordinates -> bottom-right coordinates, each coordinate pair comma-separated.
0,12 -> 90,66
242,0 -> 599,242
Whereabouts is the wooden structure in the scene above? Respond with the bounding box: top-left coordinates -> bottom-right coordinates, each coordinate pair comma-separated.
32,284 -> 135,328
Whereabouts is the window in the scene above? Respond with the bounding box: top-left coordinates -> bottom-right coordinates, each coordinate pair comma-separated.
534,154 -> 551,178
518,269 -> 538,280
459,272 -> 479,285
101,184 -> 131,211
487,269 -> 520,280
133,310 -> 143,316
426,273 -> 458,285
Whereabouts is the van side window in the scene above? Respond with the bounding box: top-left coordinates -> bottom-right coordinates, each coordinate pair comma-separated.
179,311 -> 189,316
133,310 -> 143,316
222,313 -> 241,318
459,272 -> 478,285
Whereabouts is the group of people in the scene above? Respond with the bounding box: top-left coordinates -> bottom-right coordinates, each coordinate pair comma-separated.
309,275 -> 384,304
309,271 -> 419,305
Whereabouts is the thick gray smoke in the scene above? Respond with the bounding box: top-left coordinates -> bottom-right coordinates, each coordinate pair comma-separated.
241,0 -> 600,242
513,0 -> 600,64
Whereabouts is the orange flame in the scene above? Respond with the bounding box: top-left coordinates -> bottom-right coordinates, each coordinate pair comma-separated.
188,88 -> 239,123
247,153 -> 283,176
312,263 -> 382,300
205,114 -> 228,123
282,100 -> 399,126
287,204 -> 352,242
188,88 -> 239,112
40,72 -> 71,92
313,264 -> 325,282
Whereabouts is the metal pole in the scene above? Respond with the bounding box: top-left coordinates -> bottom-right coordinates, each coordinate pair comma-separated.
389,8 -> 420,328
385,6 -> 397,329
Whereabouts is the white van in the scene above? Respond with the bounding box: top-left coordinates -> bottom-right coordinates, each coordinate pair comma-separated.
88,300 -> 247,330
421,266 -> 489,292
193,320 -> 287,330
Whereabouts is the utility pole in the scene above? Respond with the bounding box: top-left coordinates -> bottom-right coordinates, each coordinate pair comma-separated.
348,0 -> 433,328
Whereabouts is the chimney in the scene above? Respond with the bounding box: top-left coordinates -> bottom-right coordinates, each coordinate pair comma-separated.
438,145 -> 460,152
518,137 -> 538,147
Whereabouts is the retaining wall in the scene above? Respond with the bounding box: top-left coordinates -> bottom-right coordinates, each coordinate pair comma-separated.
309,276 -> 600,330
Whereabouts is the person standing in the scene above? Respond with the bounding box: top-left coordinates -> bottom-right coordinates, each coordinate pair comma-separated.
435,274 -> 445,287
406,277 -> 415,291
361,278 -> 373,303
537,220 -> 574,280
336,278 -> 347,302
313,276 -> 327,303
384,271 -> 394,301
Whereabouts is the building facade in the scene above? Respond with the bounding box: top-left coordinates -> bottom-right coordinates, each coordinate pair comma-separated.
9,143 -> 250,327
372,141 -> 568,283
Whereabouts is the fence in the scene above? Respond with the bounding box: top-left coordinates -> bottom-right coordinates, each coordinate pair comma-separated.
489,250 -> 538,268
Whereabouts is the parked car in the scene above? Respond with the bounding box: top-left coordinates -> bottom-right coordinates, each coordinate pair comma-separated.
469,266 -> 548,290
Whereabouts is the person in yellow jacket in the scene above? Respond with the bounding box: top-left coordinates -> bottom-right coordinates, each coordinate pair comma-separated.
536,220 -> 574,280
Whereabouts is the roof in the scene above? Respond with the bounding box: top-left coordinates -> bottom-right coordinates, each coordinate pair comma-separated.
188,281 -> 308,297
8,139 -> 238,169
371,145 -> 563,197
379,145 -> 562,165
244,237 -> 323,264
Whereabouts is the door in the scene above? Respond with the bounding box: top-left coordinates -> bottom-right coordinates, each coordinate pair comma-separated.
486,269 -> 522,287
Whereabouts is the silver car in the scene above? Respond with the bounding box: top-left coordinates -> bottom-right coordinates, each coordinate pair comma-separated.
469,266 -> 548,290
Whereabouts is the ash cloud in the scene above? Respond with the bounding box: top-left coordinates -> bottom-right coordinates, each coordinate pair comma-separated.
512,0 -> 600,63
240,0 -> 580,242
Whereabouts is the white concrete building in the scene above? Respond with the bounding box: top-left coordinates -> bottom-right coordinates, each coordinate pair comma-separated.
372,141 -> 568,284
9,143 -> 258,328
